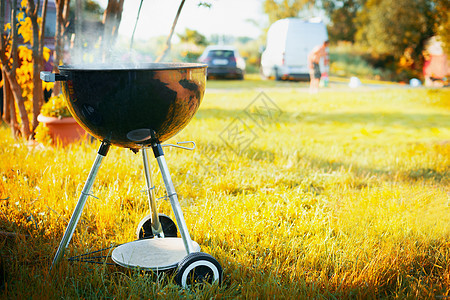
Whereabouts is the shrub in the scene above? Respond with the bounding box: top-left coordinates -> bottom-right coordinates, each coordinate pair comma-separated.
39,94 -> 71,118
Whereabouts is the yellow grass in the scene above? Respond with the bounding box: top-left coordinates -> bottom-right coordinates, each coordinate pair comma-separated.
0,86 -> 449,298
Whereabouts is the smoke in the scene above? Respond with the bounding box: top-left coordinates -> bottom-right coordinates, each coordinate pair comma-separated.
63,6 -> 196,69
66,18 -> 158,69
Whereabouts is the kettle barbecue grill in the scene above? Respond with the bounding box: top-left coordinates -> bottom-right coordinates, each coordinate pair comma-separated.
41,62 -> 222,287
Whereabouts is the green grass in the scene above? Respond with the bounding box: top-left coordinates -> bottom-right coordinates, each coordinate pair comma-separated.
328,42 -> 422,82
207,74 -> 401,90
328,42 -> 395,81
0,84 -> 449,298
206,73 -> 309,89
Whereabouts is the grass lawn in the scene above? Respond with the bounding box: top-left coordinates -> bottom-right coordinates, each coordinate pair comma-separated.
0,83 -> 449,298
206,74 -> 400,90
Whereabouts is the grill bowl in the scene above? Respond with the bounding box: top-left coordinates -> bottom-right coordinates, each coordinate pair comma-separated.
57,63 -> 206,149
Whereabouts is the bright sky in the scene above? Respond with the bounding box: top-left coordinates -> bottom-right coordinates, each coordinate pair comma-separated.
97,0 -> 267,40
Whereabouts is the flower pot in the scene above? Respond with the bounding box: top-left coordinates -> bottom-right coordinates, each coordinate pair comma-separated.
37,114 -> 87,146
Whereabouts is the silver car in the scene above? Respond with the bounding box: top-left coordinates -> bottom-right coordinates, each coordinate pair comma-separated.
199,45 -> 246,80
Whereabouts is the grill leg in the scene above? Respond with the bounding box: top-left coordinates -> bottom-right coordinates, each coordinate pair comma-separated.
142,148 -> 163,237
50,141 -> 111,271
151,143 -> 196,254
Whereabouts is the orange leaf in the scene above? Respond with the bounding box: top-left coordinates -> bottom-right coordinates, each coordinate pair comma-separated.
26,50 -> 32,62
43,47 -> 51,62
18,48 -> 26,60
43,81 -> 54,91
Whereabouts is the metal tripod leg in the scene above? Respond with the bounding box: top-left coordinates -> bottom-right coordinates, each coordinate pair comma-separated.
151,143 -> 196,254
50,141 -> 111,271
142,148 -> 163,237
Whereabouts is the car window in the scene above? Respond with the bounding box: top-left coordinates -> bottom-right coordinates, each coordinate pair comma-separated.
207,50 -> 235,59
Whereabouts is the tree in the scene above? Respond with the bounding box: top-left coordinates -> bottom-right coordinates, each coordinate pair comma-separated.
52,0 -> 124,73
263,0 -> 313,25
101,0 -> 123,62
433,0 -> 449,55
322,0 -> 365,43
155,0 -> 186,62
65,0 -> 124,63
355,0 -> 435,59
130,1 -> 211,63
53,0 -> 70,95
1,0 -> 31,138
177,28 -> 208,46
1,0 -> 51,138
28,0 -> 49,130
66,0 -> 105,63
153,1 -> 212,62
1,0 -> 19,135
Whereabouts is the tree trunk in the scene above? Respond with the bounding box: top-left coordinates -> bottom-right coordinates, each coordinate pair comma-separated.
5,70 -> 31,138
9,0 -> 31,139
2,82 -> 11,124
4,71 -> 19,137
53,0 -> 70,96
102,0 -> 124,62
2,69 -> 12,125
28,0 -> 46,131
155,0 -> 186,63
72,0 -> 82,63
0,0 -> 33,139
52,0 -> 64,96
0,0 -> 11,126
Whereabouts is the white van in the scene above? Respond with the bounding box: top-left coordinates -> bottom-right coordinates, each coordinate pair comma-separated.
261,18 -> 329,80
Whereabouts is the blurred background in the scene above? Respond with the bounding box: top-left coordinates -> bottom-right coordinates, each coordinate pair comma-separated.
91,0 -> 449,84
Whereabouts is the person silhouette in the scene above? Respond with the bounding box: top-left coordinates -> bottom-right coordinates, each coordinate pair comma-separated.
307,40 -> 329,93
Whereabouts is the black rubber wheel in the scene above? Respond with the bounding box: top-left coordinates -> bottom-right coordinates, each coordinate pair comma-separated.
136,214 -> 178,239
174,252 -> 223,288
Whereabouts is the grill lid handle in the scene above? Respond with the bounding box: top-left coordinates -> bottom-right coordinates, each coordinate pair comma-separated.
40,71 -> 68,82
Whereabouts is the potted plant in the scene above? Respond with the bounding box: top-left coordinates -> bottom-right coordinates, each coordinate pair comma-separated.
35,94 -> 86,146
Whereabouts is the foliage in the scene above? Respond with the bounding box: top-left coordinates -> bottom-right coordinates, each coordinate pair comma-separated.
176,28 -> 208,62
327,42 -> 426,81
0,0 -> 53,139
39,94 -> 71,118
329,42 -> 390,79
34,122 -> 52,144
197,1 -> 213,8
263,0 -> 313,25
433,0 -> 450,55
235,38 -> 262,74
179,50 -> 202,62
1,11 -> 52,100
355,0 -> 435,60
0,86 -> 449,298
317,0 -> 449,77
84,0 -> 104,18
35,94 -> 72,145
177,28 -> 208,46
322,0 -> 363,43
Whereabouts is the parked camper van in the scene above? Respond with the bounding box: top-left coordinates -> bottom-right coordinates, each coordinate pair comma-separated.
261,18 -> 329,81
